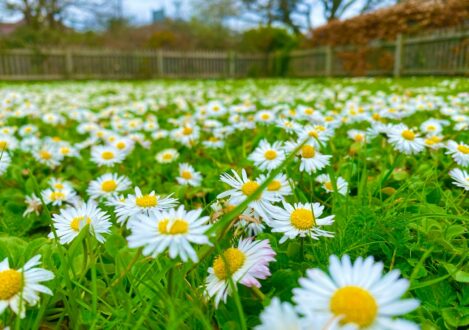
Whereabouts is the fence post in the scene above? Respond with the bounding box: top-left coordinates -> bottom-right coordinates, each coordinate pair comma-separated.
325,46 -> 333,77
157,49 -> 164,77
65,49 -> 73,79
229,51 -> 235,77
394,34 -> 403,77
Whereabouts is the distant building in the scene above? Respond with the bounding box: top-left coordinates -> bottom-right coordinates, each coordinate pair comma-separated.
152,9 -> 166,23
0,20 -> 24,36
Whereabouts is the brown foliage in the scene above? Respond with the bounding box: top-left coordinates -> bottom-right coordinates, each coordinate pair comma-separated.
311,0 -> 469,46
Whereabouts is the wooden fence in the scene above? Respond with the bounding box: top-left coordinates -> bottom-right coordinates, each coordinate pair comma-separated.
0,28 -> 467,80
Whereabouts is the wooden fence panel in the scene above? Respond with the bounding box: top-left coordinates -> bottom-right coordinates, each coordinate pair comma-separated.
0,27 -> 467,80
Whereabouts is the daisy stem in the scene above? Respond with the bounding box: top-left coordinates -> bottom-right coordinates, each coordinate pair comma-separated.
81,239 -> 88,278
300,237 -> 305,261
250,286 -> 265,301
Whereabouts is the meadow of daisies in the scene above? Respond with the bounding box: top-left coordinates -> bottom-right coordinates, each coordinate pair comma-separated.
0,77 -> 468,330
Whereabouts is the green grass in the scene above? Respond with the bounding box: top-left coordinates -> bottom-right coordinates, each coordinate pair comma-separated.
0,77 -> 468,329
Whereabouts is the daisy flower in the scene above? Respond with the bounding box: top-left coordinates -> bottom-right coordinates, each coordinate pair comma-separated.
449,168 -> 469,191
50,200 -> 111,244
446,141 -> 469,167
87,173 -> 132,200
423,135 -> 444,150
205,238 -> 276,306
127,205 -> 211,262
293,254 -> 420,330
0,134 -> 18,152
347,129 -> 366,143
257,173 -> 292,201
249,140 -> 286,171
0,151 -> 11,175
33,146 -> 64,168
285,141 -> 332,174
0,255 -> 54,318
316,174 -> 348,196
268,202 -> 335,244
255,298 -> 304,330
91,145 -> 126,167
23,193 -> 42,216
217,169 -> 280,221
156,148 -> 179,164
41,186 -> 77,207
386,125 -> 425,155
114,187 -> 178,224
176,163 -> 202,186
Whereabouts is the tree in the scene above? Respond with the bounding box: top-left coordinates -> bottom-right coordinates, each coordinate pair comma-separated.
318,0 -> 397,22
0,0 -> 116,30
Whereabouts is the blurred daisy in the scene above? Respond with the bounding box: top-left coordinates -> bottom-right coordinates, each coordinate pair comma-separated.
50,200 -> 111,244
114,187 -> 178,224
249,140 -> 285,171
127,205 -> 211,262
256,110 -> 275,124
255,298 -> 304,330
449,168 -> 469,191
285,141 -> 332,174
446,141 -> 469,166
268,202 -> 334,244
156,148 -> 179,164
218,169 -> 280,221
387,125 -> 425,155
205,238 -> 276,306
23,193 -> 42,216
423,135 -> 444,150
347,129 -> 366,143
293,255 -> 420,330
176,163 -> 202,186
0,255 -> 54,318
0,152 -> 11,175
91,145 -> 125,167
87,173 -> 131,200
316,174 -> 348,196
256,298 -> 340,330
0,134 -> 18,152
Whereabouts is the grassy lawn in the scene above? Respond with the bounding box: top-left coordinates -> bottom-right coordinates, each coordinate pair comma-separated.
0,77 -> 467,329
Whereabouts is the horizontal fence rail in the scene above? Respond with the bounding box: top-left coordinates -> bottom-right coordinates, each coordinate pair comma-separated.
0,27 -> 467,80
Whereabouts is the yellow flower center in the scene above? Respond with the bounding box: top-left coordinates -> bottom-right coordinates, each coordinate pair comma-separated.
427,125 -> 436,131
301,145 -> 315,158
354,134 -> 364,142
116,142 -> 126,150
261,113 -> 270,120
330,286 -> 378,327
324,181 -> 333,191
305,108 -> 314,115
182,127 -> 193,135
0,141 -> 7,149
213,248 -> 246,280
241,181 -> 260,197
50,191 -> 65,201
52,136 -> 61,142
290,208 -> 315,230
181,170 -> 192,180
457,145 -> 469,154
54,183 -> 64,190
162,153 -> 173,161
401,130 -> 415,141
0,269 -> 23,300
40,150 -> 52,160
264,150 -> 277,160
101,151 -> 115,160
158,218 -> 189,235
372,113 -> 381,120
267,180 -> 281,191
136,194 -> 157,208
70,216 -> 91,232
325,116 -> 334,122
308,130 -> 318,138
101,180 -> 117,192
60,147 -> 70,155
